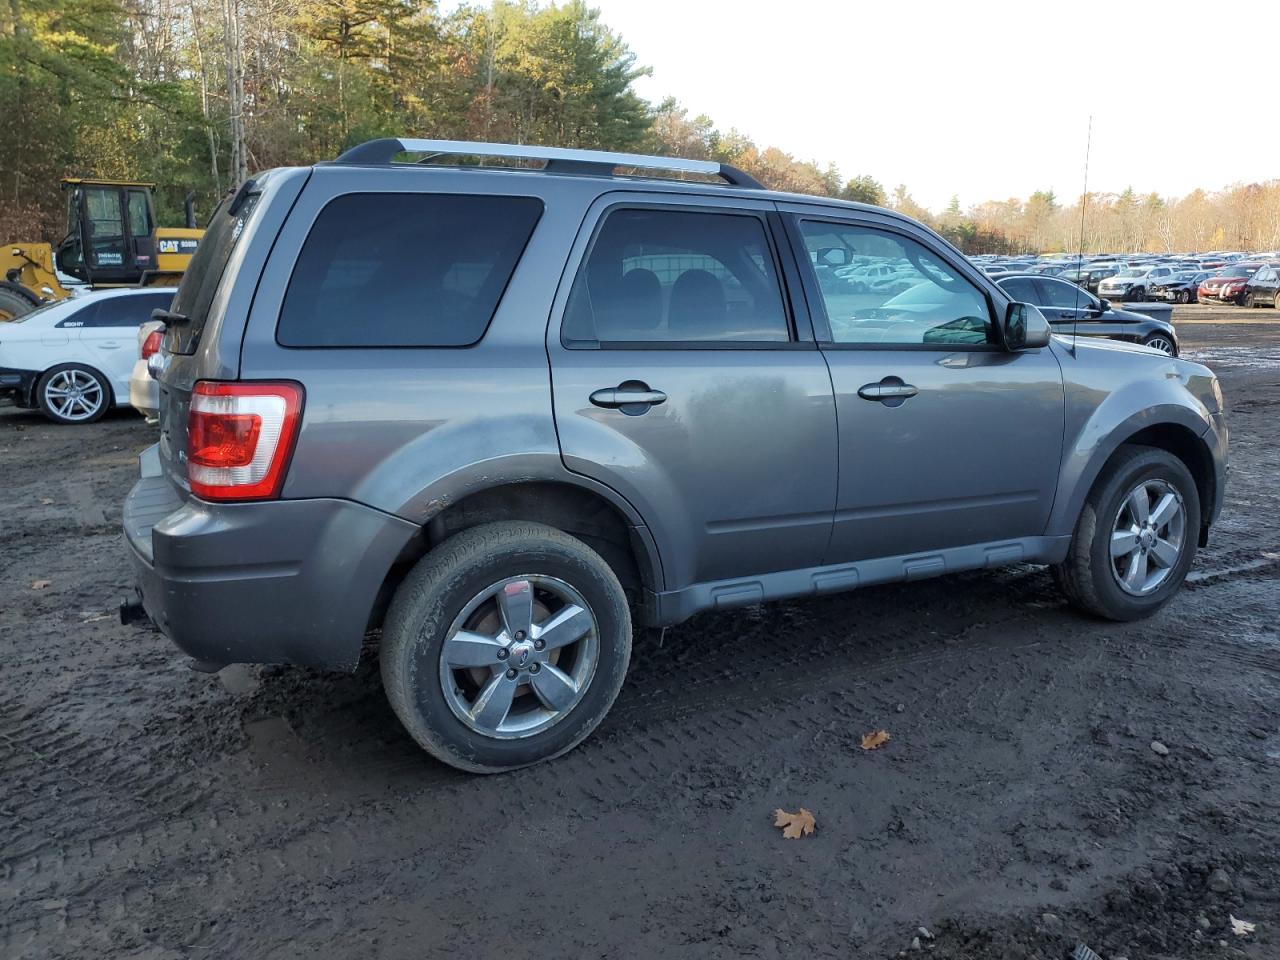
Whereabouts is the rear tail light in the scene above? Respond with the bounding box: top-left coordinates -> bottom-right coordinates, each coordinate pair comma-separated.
141,329 -> 163,361
187,381 -> 303,501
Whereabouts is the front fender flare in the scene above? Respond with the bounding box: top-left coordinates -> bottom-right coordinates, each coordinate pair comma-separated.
1047,388 -> 1213,539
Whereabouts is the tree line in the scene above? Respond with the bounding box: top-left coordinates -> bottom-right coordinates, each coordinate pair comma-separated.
3,0 -> 1277,255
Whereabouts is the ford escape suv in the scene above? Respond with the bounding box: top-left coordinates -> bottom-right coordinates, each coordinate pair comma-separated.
123,139 -> 1228,773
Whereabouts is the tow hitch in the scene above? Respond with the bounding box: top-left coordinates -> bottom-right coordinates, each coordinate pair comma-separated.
119,594 -> 149,626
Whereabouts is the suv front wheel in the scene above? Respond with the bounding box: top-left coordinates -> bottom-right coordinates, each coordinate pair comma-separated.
1054,445 -> 1200,621
381,522 -> 632,773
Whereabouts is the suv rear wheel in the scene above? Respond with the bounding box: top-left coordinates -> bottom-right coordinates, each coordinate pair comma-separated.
380,522 -> 632,773
1054,445 -> 1200,621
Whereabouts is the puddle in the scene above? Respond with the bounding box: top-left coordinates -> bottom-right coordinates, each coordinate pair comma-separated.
1184,345 -> 1280,369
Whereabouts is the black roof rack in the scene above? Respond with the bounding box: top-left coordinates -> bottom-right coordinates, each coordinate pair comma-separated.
330,138 -> 764,189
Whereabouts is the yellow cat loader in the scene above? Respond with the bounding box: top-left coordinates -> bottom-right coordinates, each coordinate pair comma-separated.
0,179 -> 203,321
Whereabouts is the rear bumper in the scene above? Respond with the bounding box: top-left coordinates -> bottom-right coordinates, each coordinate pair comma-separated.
124,445 -> 420,670
128,361 -> 158,420
0,366 -> 38,406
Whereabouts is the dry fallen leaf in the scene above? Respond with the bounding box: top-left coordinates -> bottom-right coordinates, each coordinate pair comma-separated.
860,729 -> 892,751
1230,915 -> 1256,937
773,807 -> 815,839
31,580 -> 52,590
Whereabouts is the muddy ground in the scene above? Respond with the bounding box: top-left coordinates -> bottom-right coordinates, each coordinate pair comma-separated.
2,313 -> 1278,960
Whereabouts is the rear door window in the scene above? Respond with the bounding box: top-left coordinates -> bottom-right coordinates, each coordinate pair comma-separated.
277,193 -> 543,348
1035,278 -> 1090,309
87,292 -> 175,328
561,208 -> 790,345
1000,277 -> 1038,302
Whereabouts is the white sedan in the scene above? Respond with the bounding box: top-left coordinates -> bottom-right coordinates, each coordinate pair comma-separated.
0,287 -> 175,424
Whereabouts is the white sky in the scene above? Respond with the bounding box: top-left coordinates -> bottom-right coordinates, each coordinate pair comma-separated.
587,0 -> 1279,211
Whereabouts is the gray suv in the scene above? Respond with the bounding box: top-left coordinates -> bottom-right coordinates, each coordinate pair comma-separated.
123,139 -> 1228,772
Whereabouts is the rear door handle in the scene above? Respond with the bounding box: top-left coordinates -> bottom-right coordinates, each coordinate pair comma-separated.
857,377 -> 918,407
589,383 -> 667,413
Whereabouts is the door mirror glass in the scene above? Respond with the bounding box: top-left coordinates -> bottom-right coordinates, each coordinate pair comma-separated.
1096,298 -> 1110,314
1003,302 -> 1051,350
814,246 -> 850,268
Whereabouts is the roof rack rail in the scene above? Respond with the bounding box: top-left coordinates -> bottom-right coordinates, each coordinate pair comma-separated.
330,138 -> 764,189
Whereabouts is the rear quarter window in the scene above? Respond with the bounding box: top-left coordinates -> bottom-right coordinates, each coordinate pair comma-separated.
167,193 -> 259,354
277,193 -> 543,348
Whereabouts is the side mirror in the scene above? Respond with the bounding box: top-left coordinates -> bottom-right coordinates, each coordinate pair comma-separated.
815,247 -> 851,268
1003,301 -> 1051,351
1096,298 -> 1110,314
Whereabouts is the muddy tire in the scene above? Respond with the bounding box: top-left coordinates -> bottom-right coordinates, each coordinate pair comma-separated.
0,284 -> 38,322
380,521 -> 632,773
1054,445 -> 1200,622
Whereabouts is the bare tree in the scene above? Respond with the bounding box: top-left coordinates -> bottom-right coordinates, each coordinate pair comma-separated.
223,0 -> 247,188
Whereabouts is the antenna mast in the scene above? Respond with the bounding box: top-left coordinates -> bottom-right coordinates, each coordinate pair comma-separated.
1071,115 -> 1093,357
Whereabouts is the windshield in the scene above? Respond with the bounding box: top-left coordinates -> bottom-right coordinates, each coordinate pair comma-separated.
1215,263 -> 1260,277
1116,268 -> 1146,277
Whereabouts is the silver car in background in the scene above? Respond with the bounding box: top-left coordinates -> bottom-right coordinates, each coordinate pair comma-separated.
129,318 -> 165,422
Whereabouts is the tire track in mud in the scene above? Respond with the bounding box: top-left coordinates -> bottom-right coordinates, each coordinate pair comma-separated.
4,567 -> 1276,959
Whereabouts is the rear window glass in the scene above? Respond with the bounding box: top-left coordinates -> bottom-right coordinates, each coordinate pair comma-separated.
277,193 -> 543,348
167,192 -> 257,354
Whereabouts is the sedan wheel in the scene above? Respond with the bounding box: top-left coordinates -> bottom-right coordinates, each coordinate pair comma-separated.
37,365 -> 109,424
1177,290 -> 1190,304
1141,334 -> 1176,356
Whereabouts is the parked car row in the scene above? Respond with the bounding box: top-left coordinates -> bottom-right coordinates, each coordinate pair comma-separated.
972,250 -> 1280,308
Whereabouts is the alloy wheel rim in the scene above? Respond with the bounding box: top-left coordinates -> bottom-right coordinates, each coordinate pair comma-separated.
439,575 -> 599,740
44,369 -> 103,421
1145,337 -> 1174,355
1110,479 -> 1185,597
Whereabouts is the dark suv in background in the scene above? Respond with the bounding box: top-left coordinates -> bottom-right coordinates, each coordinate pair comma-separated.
124,140 -> 1228,772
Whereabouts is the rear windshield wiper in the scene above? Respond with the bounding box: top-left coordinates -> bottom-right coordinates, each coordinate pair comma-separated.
151,307 -> 188,325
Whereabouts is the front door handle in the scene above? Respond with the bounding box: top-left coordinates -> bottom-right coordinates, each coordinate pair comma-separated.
589,381 -> 667,414
857,377 -> 918,407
